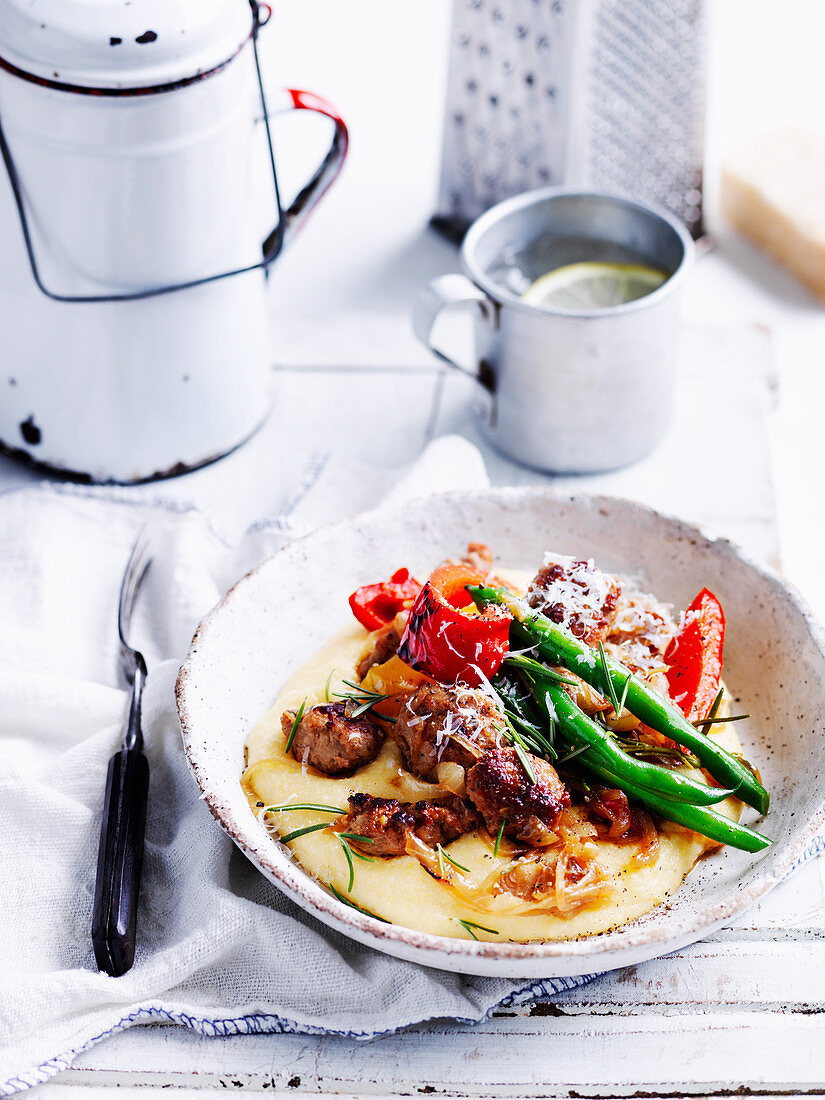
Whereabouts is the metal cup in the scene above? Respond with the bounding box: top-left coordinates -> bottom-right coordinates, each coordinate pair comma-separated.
414,188 -> 694,473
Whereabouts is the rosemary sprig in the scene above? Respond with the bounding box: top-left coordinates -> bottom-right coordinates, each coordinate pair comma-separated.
699,687 -> 724,736
437,844 -> 470,873
556,742 -> 590,765
457,918 -> 499,940
333,679 -> 394,719
280,821 -> 332,844
284,699 -> 306,753
493,819 -> 506,857
498,668 -> 559,759
324,668 -> 335,703
337,835 -> 374,891
508,716 -> 552,763
338,834 -> 356,891
481,670 -> 546,775
598,641 -> 622,716
517,689 -> 558,757
615,739 -> 700,768
508,706 -> 551,750
511,738 -> 537,784
694,713 -> 751,727
328,882 -> 389,922
617,672 -> 632,716
262,802 -> 346,815
541,691 -> 558,744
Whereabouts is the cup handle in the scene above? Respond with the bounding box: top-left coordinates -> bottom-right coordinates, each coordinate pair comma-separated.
261,89 -> 349,258
413,274 -> 497,388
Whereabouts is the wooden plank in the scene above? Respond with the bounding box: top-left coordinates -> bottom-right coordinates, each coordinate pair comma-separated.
52,1013 -> 825,1095
32,1092 -> 825,1100
54,860 -> 824,1095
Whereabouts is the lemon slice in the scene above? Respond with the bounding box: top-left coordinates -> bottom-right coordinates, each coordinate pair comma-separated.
522,262 -> 668,310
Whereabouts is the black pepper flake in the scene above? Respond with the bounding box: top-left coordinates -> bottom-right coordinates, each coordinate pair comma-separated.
109,36 -> 122,45
135,30 -> 157,44
20,415 -> 41,446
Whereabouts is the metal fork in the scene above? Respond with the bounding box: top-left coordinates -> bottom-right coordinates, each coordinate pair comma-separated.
91,530 -> 152,977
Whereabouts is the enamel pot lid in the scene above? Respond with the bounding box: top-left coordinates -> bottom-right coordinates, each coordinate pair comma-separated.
0,0 -> 258,92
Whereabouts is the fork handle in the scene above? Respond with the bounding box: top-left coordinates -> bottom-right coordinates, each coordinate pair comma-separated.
91,746 -> 150,976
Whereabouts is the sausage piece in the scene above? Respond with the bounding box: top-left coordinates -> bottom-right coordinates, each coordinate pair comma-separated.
527,557 -> 621,645
392,682 -> 505,779
465,747 -> 569,846
342,792 -> 479,856
282,702 -> 384,776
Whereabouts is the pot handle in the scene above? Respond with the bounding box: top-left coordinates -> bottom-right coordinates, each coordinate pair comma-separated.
0,0 -> 347,304
261,88 -> 349,260
413,274 -> 497,387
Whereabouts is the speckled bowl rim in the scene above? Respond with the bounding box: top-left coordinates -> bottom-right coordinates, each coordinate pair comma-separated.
176,488 -> 825,973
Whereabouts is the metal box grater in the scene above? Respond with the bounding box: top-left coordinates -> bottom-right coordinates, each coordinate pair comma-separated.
434,0 -> 706,240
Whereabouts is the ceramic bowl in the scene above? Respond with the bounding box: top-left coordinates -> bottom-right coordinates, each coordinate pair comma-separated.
176,488 -> 825,978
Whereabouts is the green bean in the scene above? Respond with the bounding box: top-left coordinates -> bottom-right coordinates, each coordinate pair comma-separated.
470,585 -> 770,815
508,655 -> 736,808
568,752 -> 771,854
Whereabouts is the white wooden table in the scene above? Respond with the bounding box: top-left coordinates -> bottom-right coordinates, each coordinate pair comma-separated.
36,855 -> 825,1097
10,0 -> 825,1094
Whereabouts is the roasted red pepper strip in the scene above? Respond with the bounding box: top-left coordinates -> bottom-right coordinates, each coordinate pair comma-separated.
348,568 -> 421,631
664,587 -> 726,722
397,564 -> 512,686
427,561 -> 488,608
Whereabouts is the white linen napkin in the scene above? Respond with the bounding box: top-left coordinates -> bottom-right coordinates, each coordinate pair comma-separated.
0,436 -> 590,1096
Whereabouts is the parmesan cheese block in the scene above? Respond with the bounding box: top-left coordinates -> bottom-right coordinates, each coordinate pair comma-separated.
722,128 -> 825,303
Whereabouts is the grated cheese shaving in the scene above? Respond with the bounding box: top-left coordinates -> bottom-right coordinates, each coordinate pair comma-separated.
604,587 -> 677,677
527,554 -> 617,640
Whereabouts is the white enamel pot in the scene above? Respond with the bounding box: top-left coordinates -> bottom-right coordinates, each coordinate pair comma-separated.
0,0 -> 347,482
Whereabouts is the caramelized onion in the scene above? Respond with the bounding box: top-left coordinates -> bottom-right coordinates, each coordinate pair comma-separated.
600,709 -> 643,733
588,788 -> 633,838
444,730 -> 485,759
496,856 -> 556,902
392,767 -> 452,803
556,805 -> 599,844
562,672 -> 609,715
437,761 -> 467,797
495,842 -> 608,917
554,847 -> 608,915
627,808 -> 660,870
403,833 -> 548,915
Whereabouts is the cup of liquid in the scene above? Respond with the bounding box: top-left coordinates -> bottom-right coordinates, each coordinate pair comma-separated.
414,188 -> 694,473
